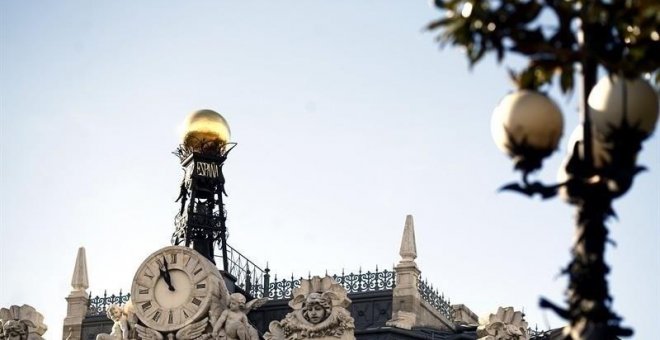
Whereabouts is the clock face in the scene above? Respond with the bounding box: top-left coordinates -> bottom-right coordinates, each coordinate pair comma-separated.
131,246 -> 219,332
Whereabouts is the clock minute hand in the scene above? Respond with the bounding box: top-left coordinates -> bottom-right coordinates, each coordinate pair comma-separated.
159,257 -> 176,292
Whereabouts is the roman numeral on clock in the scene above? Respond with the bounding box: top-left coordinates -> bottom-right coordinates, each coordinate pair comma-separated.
196,283 -> 206,289
141,301 -> 152,311
139,288 -> 149,294
192,298 -> 201,306
168,311 -> 173,324
171,253 -> 177,264
193,267 -> 203,276
152,311 -> 161,322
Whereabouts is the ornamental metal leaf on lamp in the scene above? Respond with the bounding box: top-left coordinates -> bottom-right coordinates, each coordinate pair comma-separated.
172,109 -> 236,271
427,0 -> 659,339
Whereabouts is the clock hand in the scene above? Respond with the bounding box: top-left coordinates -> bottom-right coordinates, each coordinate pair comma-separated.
159,257 -> 176,292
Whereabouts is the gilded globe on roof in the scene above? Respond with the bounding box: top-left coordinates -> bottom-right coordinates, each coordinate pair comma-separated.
181,109 -> 231,149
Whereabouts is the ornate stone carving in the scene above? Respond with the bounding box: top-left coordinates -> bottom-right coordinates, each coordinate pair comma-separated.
95,304 -> 134,340
136,317 -> 209,340
476,307 -> 529,340
264,276 -> 355,340
0,305 -> 47,340
211,293 -> 267,340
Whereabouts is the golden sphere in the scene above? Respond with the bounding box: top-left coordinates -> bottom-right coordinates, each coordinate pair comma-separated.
181,109 -> 231,148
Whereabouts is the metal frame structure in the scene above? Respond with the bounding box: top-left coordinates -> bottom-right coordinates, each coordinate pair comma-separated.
171,141 -> 236,270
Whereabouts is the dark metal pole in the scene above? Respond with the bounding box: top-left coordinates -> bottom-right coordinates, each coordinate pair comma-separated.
263,267 -> 271,298
566,185 -> 621,339
219,195 -> 229,272
245,269 -> 252,294
563,10 -> 632,338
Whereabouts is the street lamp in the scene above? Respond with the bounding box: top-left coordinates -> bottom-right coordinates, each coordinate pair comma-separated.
428,0 -> 659,339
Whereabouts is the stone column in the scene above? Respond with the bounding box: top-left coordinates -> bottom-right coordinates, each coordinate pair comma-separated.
62,247 -> 89,340
386,215 -> 421,330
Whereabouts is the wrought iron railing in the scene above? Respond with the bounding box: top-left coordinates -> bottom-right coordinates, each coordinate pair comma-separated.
418,278 -> 453,320
528,325 -> 554,339
260,267 -> 396,300
215,243 -> 266,297
334,267 -> 395,294
84,268 -> 457,328
87,290 -> 131,316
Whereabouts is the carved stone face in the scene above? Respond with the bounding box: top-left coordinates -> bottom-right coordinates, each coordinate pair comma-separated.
304,305 -> 326,324
302,293 -> 331,324
3,320 -> 27,340
228,293 -> 246,312
107,306 -> 122,321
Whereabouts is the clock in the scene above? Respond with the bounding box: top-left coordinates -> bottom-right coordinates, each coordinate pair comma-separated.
131,246 -> 223,332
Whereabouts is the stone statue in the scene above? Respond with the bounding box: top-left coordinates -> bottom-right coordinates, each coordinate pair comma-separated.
96,304 -> 130,340
212,293 -> 267,340
264,276 -> 355,340
208,274 -> 230,332
476,307 -> 529,340
122,301 -> 138,340
0,305 -> 47,340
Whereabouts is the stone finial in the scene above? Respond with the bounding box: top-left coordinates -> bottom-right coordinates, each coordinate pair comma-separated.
399,215 -> 417,262
63,247 -> 90,340
71,247 -> 88,292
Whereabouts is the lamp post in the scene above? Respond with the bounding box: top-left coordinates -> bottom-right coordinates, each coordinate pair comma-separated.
428,1 -> 659,339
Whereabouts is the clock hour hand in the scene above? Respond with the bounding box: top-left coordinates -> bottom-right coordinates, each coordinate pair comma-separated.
159,256 -> 175,291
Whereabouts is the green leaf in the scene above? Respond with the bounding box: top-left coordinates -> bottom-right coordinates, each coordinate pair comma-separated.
426,17 -> 454,31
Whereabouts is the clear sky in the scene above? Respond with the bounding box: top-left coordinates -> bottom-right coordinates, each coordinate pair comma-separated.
1,1 -> 658,339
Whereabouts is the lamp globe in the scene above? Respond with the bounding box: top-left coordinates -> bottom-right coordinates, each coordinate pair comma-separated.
181,109 -> 231,149
491,90 -> 564,171
588,76 -> 659,139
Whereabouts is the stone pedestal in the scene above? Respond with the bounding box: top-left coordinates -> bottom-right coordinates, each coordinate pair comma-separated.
310,331 -> 354,340
63,291 -> 89,340
452,304 -> 478,325
387,261 -> 421,330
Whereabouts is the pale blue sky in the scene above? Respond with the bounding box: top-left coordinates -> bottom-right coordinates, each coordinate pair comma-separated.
1,1 -> 658,339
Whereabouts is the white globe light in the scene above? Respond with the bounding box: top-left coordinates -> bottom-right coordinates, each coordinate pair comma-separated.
588,76 -> 659,138
491,90 -> 564,156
